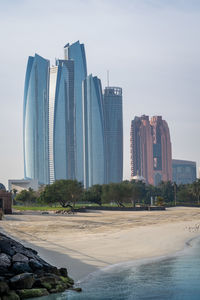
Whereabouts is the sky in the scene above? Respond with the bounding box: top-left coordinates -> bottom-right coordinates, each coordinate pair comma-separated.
0,0 -> 200,188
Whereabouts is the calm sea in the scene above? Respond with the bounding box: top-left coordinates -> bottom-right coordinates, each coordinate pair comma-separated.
37,236 -> 200,300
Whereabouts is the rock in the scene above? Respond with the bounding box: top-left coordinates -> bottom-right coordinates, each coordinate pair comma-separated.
18,249 -> 36,260
49,283 -> 66,293
16,288 -> 49,299
60,276 -> 73,288
0,281 -> 9,294
0,277 -> 5,282
33,274 -> 61,289
9,273 -> 34,290
25,248 -> 38,256
66,276 -> 74,286
70,287 -> 82,292
59,267 -> 68,277
0,267 -> 9,276
0,253 -> 11,268
2,291 -> 20,300
29,259 -> 43,271
0,233 -> 75,298
0,241 -> 15,256
12,262 -> 32,274
12,253 -> 28,264
12,253 -> 28,262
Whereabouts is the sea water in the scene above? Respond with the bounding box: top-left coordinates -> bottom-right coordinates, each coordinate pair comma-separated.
37,237 -> 200,300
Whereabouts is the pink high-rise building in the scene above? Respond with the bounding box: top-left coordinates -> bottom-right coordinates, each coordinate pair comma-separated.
130,115 -> 172,185
130,115 -> 154,185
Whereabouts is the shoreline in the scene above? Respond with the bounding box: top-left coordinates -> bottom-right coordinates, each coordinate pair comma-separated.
1,207 -> 200,281
81,233 -> 200,284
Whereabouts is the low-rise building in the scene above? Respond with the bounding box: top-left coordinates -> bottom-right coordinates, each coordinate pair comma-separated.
8,179 -> 39,192
172,159 -> 196,185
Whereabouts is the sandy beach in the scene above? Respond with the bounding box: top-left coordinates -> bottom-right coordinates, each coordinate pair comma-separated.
1,207 -> 200,281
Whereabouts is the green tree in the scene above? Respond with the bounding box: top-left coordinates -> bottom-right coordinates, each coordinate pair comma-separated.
40,180 -> 83,208
177,185 -> 194,203
82,184 -> 102,206
102,182 -> 130,207
15,189 -> 37,205
158,181 -> 174,203
145,184 -> 159,205
128,180 -> 146,207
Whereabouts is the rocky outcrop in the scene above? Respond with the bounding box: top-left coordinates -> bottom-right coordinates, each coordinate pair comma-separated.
0,233 -> 78,299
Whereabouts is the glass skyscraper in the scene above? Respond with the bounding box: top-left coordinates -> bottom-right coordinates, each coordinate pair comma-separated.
83,75 -> 105,188
49,60 -> 75,183
104,87 -> 123,183
64,41 -> 87,183
23,54 -> 50,185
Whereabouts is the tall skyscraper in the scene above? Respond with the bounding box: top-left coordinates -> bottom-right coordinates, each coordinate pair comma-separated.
130,115 -> 154,185
23,54 -> 50,185
130,115 -> 172,185
104,87 -> 123,183
64,41 -> 87,183
83,75 -> 105,188
49,59 -> 75,183
150,116 -> 172,185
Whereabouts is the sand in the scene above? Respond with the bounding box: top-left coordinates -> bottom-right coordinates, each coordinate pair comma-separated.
1,207 -> 200,281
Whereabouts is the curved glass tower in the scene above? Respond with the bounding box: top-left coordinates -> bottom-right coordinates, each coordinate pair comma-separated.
83,75 -> 105,188
23,54 -> 50,185
64,41 -> 87,183
49,60 -> 75,182
104,87 -> 123,183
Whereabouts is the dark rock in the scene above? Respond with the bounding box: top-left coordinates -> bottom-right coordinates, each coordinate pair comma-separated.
12,262 -> 32,274
43,265 -> 59,275
0,241 -> 15,256
0,254 -> 11,268
60,276 -> 73,288
33,274 -> 61,289
9,273 -> 34,290
70,287 -> 82,292
24,248 -> 38,255
0,233 -> 75,297
18,249 -> 36,260
29,259 -> 43,271
59,267 -> 68,277
0,277 -> 5,282
0,281 -> 9,294
0,267 -> 9,277
49,283 -> 66,293
16,288 -> 48,299
2,291 -> 20,300
12,254 -> 28,264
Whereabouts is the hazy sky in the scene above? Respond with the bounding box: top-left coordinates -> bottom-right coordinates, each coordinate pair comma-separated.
0,0 -> 200,188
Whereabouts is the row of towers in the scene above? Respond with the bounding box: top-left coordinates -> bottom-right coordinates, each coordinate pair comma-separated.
23,41 -> 123,188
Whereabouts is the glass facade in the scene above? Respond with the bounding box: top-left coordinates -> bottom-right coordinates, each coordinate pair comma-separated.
23,54 -> 50,185
104,87 -> 123,183
64,41 -> 87,183
83,75 -> 105,188
172,159 -> 196,185
49,60 -> 75,182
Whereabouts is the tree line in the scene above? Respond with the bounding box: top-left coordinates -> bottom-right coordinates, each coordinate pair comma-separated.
13,178 -> 200,209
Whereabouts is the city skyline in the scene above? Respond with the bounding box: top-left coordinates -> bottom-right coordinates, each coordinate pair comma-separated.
1,0 -> 200,187
23,42 -> 123,187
